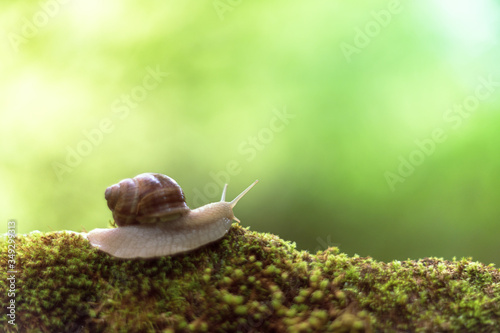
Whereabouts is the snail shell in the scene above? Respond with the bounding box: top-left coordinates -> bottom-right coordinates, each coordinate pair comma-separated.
104,173 -> 189,226
87,173 -> 258,259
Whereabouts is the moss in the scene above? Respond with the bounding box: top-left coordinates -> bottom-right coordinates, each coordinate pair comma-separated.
1,225 -> 500,332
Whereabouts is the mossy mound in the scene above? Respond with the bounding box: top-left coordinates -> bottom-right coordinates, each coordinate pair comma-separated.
1,225 -> 500,332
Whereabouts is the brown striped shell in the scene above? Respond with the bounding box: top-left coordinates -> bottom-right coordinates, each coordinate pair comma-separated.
105,173 -> 190,226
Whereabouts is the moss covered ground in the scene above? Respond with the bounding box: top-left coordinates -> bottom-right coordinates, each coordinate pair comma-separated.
1,224 -> 500,332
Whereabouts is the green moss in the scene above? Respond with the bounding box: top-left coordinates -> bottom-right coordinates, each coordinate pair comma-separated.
1,225 -> 500,332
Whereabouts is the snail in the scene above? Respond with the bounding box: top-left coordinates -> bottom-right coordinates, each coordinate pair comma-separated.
87,173 -> 258,259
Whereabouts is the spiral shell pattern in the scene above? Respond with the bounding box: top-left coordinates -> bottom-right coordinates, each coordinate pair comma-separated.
105,173 -> 190,226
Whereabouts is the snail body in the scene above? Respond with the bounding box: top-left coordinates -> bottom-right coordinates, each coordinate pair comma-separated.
87,173 -> 258,259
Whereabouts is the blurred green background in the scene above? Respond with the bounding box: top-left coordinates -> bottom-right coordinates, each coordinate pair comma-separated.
1,1 -> 500,264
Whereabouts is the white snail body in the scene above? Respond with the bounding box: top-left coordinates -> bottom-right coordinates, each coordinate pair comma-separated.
87,173 -> 258,259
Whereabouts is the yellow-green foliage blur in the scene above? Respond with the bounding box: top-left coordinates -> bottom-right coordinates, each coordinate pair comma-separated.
1,1 -> 500,264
